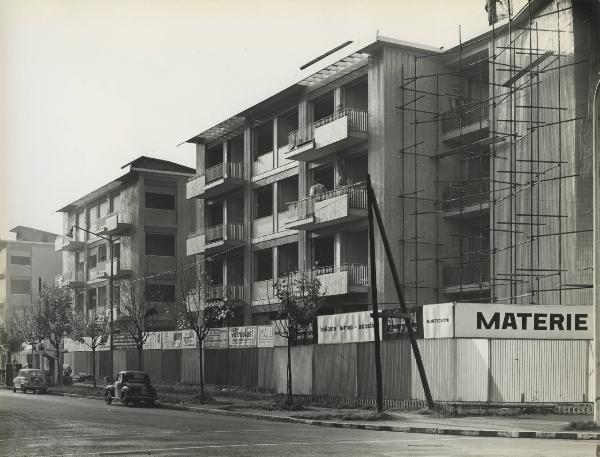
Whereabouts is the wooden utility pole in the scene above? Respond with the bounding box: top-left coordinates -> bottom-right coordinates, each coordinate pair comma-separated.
367,175 -> 434,409
367,174 -> 384,413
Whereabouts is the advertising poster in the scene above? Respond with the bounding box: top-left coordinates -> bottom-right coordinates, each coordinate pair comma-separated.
204,328 -> 229,349
423,302 -> 454,339
454,303 -> 592,339
317,311 -> 382,345
382,307 -> 423,340
181,330 -> 198,349
112,333 -> 137,350
228,326 -> 257,348
257,325 -> 273,348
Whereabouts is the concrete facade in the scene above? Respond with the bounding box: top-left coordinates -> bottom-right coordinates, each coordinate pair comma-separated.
55,156 -> 195,331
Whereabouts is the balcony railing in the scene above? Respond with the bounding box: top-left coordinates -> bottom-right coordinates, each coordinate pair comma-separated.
280,263 -> 369,287
442,178 -> 490,211
441,101 -> 489,134
205,162 -> 244,184
287,182 -> 367,221
288,108 -> 368,149
443,255 -> 490,287
204,223 -> 245,244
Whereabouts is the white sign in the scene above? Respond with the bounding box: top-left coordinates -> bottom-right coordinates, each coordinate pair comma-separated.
454,303 -> 592,339
181,330 -> 198,349
229,326 -> 257,348
423,303 -> 454,339
204,328 -> 228,349
257,325 -> 273,348
317,311 -> 382,345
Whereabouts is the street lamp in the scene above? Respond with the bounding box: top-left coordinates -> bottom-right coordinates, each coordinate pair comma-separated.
66,225 -> 114,382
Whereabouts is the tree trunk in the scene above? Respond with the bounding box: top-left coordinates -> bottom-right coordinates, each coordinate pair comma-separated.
91,348 -> 96,388
31,343 -> 35,368
286,340 -> 292,407
54,345 -> 61,386
199,339 -> 204,399
137,345 -> 143,371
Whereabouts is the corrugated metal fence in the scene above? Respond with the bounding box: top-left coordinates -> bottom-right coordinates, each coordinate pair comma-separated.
64,338 -> 591,403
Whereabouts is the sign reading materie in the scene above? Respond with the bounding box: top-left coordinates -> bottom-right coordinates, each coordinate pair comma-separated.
454,303 -> 592,339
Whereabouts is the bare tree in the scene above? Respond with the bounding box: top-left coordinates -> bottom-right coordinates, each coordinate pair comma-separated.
9,304 -> 43,367
36,280 -> 74,385
0,320 -> 25,384
71,308 -> 110,387
176,269 -> 234,398
273,272 -> 323,406
116,280 -> 157,371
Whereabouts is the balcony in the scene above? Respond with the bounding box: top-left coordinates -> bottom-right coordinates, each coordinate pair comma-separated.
186,162 -> 245,199
442,255 -> 490,294
207,284 -> 245,303
55,235 -> 84,252
104,259 -> 132,279
95,213 -> 132,236
285,108 -> 368,162
186,223 -> 245,256
285,183 -> 367,230
251,264 -> 368,306
440,101 -> 489,143
63,271 -> 85,289
442,178 -> 490,217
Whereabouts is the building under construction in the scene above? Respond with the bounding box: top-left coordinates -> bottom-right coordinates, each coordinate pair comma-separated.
183,0 -> 600,324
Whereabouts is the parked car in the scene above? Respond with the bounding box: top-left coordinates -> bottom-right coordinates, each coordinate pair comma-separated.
12,369 -> 48,394
105,371 -> 156,407
72,372 -> 92,383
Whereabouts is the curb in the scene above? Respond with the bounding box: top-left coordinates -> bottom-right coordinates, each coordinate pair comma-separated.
51,392 -> 600,441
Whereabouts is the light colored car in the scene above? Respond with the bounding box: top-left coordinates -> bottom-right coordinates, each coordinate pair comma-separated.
12,369 -> 48,394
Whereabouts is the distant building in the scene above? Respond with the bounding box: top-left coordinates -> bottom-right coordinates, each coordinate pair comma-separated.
0,226 -> 62,327
55,156 -> 195,331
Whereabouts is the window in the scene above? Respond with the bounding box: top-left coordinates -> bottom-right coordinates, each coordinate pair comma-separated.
11,279 -> 31,295
255,120 -> 274,157
255,185 -> 273,219
99,200 -> 109,218
255,249 -> 273,281
113,243 -> 121,260
88,253 -> 97,269
76,292 -> 85,314
113,285 -> 121,316
98,245 -> 107,262
145,233 -> 175,256
88,289 -> 97,310
145,283 -> 175,302
278,243 -> 298,277
277,109 -> 299,148
97,286 -> 107,309
10,256 -> 31,266
145,193 -> 175,210
110,194 -> 120,213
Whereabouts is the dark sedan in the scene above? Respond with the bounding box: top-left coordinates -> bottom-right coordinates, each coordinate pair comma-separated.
104,371 -> 156,406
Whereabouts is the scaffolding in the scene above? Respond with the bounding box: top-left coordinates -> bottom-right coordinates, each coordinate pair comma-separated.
396,0 -> 593,306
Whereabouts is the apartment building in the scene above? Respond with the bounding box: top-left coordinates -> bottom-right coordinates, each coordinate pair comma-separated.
55,156 -> 195,331
183,0 -> 599,324
0,226 -> 62,327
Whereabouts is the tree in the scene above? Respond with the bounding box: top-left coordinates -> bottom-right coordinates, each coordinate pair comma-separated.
116,280 -> 157,371
0,320 -> 25,383
36,280 -> 74,385
176,269 -> 234,398
8,304 -> 43,367
273,272 -> 323,406
71,308 -> 110,387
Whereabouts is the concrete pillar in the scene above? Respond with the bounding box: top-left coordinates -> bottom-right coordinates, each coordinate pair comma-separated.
273,182 -> 279,233
222,140 -> 229,178
273,117 -> 279,169
223,256 -> 229,288
334,87 -> 344,112
222,199 -> 229,237
243,124 -> 253,324
334,232 -> 342,269
272,246 -> 279,284
298,89 -> 310,271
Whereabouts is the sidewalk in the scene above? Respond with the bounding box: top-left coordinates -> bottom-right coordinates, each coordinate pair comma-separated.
51,384 -> 600,440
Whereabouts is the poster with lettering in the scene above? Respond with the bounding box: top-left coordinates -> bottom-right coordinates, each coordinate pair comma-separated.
317,311 -> 382,345
383,307 -> 423,340
144,332 -> 162,350
112,333 -> 137,350
229,326 -> 257,348
181,330 -> 198,349
257,325 -> 273,348
162,331 -> 182,350
454,303 -> 592,339
204,328 -> 229,349
423,303 -> 454,339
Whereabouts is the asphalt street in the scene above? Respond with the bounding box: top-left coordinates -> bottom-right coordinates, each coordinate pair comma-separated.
0,389 -> 598,456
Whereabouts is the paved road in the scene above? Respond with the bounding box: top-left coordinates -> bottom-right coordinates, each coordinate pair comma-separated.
0,390 -> 598,456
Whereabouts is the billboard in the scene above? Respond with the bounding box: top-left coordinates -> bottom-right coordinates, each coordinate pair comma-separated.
228,326 -> 257,348
257,325 -> 274,348
454,303 -> 592,339
317,311 -> 382,345
423,302 -> 454,339
204,328 -> 228,349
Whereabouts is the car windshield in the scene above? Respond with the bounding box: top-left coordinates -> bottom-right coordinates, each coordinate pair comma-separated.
27,370 -> 43,377
123,373 -> 150,384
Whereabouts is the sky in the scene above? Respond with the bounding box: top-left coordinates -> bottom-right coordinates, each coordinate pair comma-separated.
0,0 -> 491,239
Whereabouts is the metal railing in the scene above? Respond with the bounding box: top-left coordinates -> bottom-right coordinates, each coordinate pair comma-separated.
205,224 -> 224,243
441,101 -> 489,133
224,283 -> 244,301
442,178 -> 490,211
443,255 -> 490,287
287,182 -> 367,220
188,223 -> 245,245
288,108 -> 368,149
204,162 -> 244,184
283,263 -> 369,287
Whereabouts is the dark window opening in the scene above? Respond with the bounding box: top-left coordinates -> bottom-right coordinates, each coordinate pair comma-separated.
145,192 -> 175,210
10,256 -> 31,266
97,286 -> 107,309
113,285 -> 121,316
255,249 -> 273,281
206,143 -> 224,169
145,233 -> 176,257
313,92 -> 335,121
11,279 -> 31,295
344,78 -> 368,111
228,135 -> 244,163
312,236 -> 334,268
113,243 -> 121,260
206,202 -> 224,226
277,176 -> 298,213
88,254 -> 97,269
312,165 -> 335,193
255,185 -> 273,219
146,283 -> 176,302
76,292 -> 85,314
277,109 -> 299,148
88,289 -> 97,311
278,243 -> 298,277
207,257 -> 223,284
98,245 -> 107,262
255,120 -> 274,157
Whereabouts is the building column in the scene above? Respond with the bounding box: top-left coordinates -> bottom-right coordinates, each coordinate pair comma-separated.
272,246 -> 279,285
334,87 -> 344,112
334,232 -> 343,269
243,124 -> 253,324
222,140 -> 229,176
298,89 -> 310,271
273,182 -> 279,233
273,117 -> 279,169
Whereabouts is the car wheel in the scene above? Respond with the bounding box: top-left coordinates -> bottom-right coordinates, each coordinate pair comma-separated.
12,385 -> 16,393
105,391 -> 112,405
121,392 -> 130,407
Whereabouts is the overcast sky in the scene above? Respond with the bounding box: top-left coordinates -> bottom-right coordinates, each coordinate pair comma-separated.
0,0 -> 490,239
